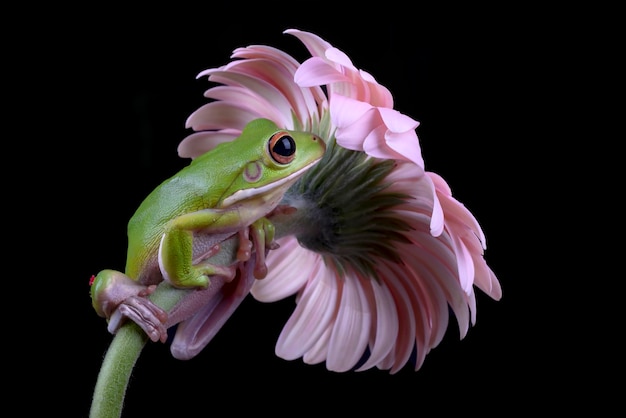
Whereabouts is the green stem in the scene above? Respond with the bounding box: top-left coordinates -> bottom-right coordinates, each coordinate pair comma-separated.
89,322 -> 148,418
89,283 -> 190,418
89,237 -> 240,418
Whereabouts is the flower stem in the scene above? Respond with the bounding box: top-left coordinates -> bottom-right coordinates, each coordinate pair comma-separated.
89,237 -> 241,418
89,282 -> 191,418
89,322 -> 148,418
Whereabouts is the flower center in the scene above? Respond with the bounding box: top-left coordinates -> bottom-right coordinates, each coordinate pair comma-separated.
281,137 -> 412,281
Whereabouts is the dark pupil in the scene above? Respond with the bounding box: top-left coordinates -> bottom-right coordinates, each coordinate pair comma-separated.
274,135 -> 296,156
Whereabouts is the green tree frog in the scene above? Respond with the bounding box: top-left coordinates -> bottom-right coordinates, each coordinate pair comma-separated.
90,118 -> 325,357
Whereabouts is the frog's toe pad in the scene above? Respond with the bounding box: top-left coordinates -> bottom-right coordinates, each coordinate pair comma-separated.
108,296 -> 169,343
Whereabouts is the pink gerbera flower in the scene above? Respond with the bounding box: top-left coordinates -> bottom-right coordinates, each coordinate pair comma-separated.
178,28 -> 501,373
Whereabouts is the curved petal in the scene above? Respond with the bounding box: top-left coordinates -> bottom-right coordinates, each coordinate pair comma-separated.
202,85 -> 291,128
396,217 -> 471,338
274,261 -> 339,360
429,172 -> 486,248
377,261 -> 417,373
354,278 -> 398,371
479,265 -> 502,300
221,59 -> 313,125
324,47 -> 357,70
360,70 -> 394,107
302,325 -> 331,365
385,162 -> 444,241
329,94 -> 374,128
231,45 -> 301,70
378,107 -> 420,133
326,272 -> 371,372
202,69 -> 296,125
284,28 -> 333,60
451,233 -> 476,295
177,130 -> 239,159
295,57 -> 351,87
250,237 -> 313,301
185,101 -> 258,132
379,107 -> 424,168
388,261 -> 432,372
362,125 -> 407,161
385,131 -> 425,168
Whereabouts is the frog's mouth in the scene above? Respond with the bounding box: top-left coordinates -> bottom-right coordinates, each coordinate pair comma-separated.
222,158 -> 322,207
166,260 -> 258,360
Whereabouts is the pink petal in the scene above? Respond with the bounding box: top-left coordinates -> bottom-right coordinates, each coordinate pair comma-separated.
378,107 -> 424,167
423,174 -> 445,236
295,57 -> 351,87
429,194 -> 445,236
250,237 -> 313,301
274,261 -> 338,360
450,234 -> 475,294
185,101 -> 258,132
326,273 -> 371,372
481,266 -> 502,301
284,29 -> 333,59
391,263 -> 431,371
385,131 -> 425,168
377,261 -> 417,373
401,226 -> 470,338
378,107 -> 420,133
324,47 -> 357,70
360,71 -> 394,107
330,94 -> 374,128
354,279 -> 398,371
466,288 -> 477,325
231,45 -> 330,117
410,260 -> 449,350
231,44 -> 301,70
202,85 -> 291,128
394,240 -> 451,355
362,125 -> 408,161
302,326 -> 331,365
385,162 -> 443,236
223,59 -> 313,124
202,69 -> 296,125
429,172 -> 487,248
177,130 -> 239,159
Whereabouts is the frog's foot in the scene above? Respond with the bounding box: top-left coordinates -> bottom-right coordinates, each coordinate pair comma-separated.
236,228 -> 253,262
181,262 -> 238,288
90,270 -> 168,342
108,295 -> 169,343
161,249 -> 237,289
247,217 -> 281,279
250,234 -> 269,279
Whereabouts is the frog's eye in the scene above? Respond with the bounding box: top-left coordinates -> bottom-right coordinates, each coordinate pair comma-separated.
268,131 -> 296,164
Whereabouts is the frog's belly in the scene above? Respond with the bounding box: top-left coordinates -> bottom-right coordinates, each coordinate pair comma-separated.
191,231 -> 237,264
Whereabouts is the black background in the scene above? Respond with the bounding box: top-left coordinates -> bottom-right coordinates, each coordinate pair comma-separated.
14,4 -> 610,417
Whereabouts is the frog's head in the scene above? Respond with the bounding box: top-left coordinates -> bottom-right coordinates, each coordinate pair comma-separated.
220,118 -> 326,207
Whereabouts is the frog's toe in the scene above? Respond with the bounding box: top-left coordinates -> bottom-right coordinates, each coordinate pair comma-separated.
108,296 -> 169,343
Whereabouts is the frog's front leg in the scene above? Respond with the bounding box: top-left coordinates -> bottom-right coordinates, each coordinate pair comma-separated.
159,211 -> 242,289
244,204 -> 295,278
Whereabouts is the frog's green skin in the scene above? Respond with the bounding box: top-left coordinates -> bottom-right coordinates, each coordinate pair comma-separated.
90,118 -> 325,352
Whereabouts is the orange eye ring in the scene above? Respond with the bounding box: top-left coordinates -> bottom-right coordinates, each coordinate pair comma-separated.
268,131 -> 296,164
